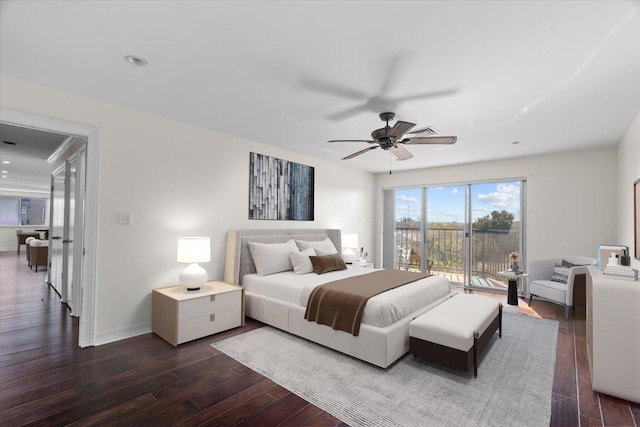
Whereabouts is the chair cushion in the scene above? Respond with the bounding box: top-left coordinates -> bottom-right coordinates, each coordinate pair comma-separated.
409,294 -> 500,352
530,279 -> 567,304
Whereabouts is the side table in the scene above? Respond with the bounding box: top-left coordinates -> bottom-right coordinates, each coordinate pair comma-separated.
497,271 -> 529,305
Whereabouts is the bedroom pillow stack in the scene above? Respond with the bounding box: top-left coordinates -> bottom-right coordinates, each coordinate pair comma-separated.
248,237 -> 346,276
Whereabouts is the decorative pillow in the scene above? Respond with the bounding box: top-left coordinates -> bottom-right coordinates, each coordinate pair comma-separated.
25,237 -> 36,244
289,248 -> 316,275
30,239 -> 44,247
551,264 -> 569,283
315,247 -> 337,256
309,253 -> 347,274
248,239 -> 298,276
561,259 -> 588,268
295,238 -> 338,254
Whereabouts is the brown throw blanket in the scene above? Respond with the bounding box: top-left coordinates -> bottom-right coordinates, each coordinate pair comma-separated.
304,269 -> 431,336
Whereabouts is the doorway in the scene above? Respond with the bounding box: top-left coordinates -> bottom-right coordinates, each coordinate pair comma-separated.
1,108 -> 99,347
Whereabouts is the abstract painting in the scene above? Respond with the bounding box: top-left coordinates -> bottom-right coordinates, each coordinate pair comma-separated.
249,153 -> 314,220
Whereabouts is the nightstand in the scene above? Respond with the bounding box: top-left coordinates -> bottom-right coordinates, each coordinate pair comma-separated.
349,261 -> 374,269
152,280 -> 244,346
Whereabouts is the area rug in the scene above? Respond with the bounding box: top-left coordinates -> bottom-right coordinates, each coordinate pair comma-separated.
211,312 -> 558,427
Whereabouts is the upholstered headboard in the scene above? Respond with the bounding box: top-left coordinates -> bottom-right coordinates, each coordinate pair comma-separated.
223,229 -> 342,285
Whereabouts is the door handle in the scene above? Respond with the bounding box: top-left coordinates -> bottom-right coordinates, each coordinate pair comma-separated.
52,236 -> 62,240
63,239 -> 73,244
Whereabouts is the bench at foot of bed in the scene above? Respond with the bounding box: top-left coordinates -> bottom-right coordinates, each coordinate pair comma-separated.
409,294 -> 502,378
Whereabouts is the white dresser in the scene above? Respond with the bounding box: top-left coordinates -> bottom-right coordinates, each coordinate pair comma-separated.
586,266 -> 640,403
152,281 -> 244,346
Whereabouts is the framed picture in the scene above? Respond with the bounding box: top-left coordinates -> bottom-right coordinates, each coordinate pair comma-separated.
635,178 -> 640,260
248,152 -> 314,221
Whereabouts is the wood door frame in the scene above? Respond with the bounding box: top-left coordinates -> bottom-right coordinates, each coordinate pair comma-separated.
1,108 -> 100,348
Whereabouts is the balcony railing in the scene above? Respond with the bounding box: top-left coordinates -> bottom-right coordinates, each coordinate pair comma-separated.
395,226 -> 520,283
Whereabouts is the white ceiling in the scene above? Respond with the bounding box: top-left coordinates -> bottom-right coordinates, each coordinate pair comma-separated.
0,123 -> 69,191
1,1 -> 639,174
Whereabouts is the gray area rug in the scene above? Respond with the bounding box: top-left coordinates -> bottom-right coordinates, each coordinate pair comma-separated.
212,312 -> 558,427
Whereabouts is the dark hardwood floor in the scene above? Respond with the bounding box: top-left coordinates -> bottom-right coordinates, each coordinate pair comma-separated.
1,251 -> 638,426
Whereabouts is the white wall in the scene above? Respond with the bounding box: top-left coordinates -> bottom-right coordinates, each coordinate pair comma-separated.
374,148 -> 618,265
618,111 -> 640,269
0,75 -> 376,343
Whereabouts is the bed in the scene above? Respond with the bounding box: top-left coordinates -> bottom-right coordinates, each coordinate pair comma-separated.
223,228 -> 453,368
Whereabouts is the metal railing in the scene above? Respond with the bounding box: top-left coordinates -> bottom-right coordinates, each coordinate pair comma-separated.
395,226 -> 520,282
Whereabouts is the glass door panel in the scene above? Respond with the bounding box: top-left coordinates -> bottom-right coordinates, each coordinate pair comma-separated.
426,185 -> 467,285
393,188 -> 422,271
469,181 -> 522,293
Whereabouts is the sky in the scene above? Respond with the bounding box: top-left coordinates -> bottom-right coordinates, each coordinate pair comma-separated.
395,181 -> 521,223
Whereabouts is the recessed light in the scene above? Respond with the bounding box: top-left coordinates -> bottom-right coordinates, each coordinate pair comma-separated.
1,175 -> 7,178
125,55 -> 148,66
1,171 -> 7,174
1,161 -> 10,164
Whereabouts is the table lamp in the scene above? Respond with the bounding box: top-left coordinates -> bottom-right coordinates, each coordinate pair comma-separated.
342,233 -> 358,263
177,236 -> 210,290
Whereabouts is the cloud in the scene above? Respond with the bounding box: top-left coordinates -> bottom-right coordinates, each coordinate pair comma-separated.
396,195 -> 419,205
476,184 -> 520,211
451,188 -> 459,194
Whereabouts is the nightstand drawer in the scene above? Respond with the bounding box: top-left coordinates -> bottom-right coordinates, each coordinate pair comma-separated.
177,308 -> 242,344
177,289 -> 240,322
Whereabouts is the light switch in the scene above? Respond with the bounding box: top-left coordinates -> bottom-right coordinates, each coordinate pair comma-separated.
117,212 -> 132,225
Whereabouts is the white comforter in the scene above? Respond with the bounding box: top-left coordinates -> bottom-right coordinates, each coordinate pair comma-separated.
242,267 -> 451,328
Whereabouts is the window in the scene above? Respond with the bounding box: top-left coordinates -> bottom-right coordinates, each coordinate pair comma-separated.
0,195 -> 48,225
385,179 -> 525,293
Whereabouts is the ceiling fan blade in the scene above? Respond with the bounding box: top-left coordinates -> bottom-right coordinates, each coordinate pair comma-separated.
328,139 -> 375,143
401,136 -> 457,145
387,120 -> 416,138
391,145 -> 413,161
342,146 -> 378,160
300,78 -> 369,100
393,88 -> 458,102
327,104 -> 369,121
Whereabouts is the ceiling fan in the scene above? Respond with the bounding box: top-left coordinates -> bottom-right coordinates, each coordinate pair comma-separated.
329,112 -> 457,163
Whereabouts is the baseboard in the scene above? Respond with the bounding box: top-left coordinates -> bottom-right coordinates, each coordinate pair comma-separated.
94,322 -> 151,346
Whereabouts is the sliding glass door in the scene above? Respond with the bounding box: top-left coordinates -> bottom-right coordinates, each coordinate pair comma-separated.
390,180 -> 524,293
425,185 -> 467,285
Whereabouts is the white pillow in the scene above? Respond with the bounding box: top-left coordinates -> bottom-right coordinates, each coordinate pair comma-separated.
295,237 -> 338,254
30,239 -> 44,247
289,248 -> 316,275
315,247 -> 337,256
248,239 -> 299,276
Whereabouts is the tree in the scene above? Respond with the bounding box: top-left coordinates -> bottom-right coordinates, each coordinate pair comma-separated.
473,210 -> 514,231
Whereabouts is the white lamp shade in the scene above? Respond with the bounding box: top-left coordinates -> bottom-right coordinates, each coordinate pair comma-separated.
177,237 -> 211,263
342,233 -> 358,249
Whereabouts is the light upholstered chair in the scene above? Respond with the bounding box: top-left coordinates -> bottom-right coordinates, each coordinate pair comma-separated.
25,236 -> 37,268
528,256 -> 597,320
29,239 -> 49,273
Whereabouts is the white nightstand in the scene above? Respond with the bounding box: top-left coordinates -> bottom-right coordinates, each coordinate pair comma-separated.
152,280 -> 244,346
349,261 -> 374,269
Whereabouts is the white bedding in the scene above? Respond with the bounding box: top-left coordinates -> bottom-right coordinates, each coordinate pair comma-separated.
242,267 -> 451,328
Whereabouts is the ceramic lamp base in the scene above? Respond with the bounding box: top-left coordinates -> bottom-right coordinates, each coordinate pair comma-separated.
180,263 -> 207,290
